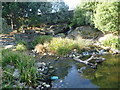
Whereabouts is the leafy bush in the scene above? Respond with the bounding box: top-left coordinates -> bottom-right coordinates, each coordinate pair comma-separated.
99,34 -> 120,50
94,2 -> 119,34
2,49 -> 37,87
72,2 -> 98,26
16,43 -> 27,51
31,35 -> 53,48
72,7 -> 86,26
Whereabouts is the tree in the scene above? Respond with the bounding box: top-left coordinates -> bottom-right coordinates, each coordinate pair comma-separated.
72,2 -> 99,26
2,2 -> 20,30
2,1 -> 69,30
94,2 -> 119,34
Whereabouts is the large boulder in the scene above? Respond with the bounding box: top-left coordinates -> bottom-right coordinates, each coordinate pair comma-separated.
67,26 -> 103,39
23,30 -> 36,34
54,33 -> 66,38
47,23 -> 68,35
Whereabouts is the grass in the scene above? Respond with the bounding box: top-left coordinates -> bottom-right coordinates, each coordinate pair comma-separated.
2,49 -> 38,88
16,43 -> 27,51
34,36 -> 93,56
31,35 -> 53,48
99,34 -> 120,50
16,40 -> 28,46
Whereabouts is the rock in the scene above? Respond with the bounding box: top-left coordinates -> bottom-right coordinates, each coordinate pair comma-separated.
47,23 -> 68,35
54,33 -> 66,38
13,85 -> 17,88
13,69 -> 20,79
35,63 -> 42,68
6,65 -> 15,69
45,84 -> 50,88
4,45 -> 14,49
49,66 -> 53,69
23,30 -> 36,34
67,29 -> 81,39
78,66 -> 86,73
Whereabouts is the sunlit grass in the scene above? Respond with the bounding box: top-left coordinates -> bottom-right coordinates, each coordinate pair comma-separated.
16,43 -> 27,51
34,36 -> 93,56
99,34 -> 120,50
31,35 -> 53,48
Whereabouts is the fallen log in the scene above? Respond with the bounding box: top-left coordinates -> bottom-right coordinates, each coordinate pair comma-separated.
73,54 -> 106,69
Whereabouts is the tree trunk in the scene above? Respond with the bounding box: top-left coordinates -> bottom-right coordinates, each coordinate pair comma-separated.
11,19 -> 14,30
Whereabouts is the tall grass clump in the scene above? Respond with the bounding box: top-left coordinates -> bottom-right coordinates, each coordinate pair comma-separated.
2,49 -> 37,87
48,37 -> 92,56
48,38 -> 75,55
34,37 -> 93,56
75,36 -> 93,49
31,35 -> 53,48
99,34 -> 120,50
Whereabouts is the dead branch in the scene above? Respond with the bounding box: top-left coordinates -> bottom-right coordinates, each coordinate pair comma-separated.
73,54 -> 106,69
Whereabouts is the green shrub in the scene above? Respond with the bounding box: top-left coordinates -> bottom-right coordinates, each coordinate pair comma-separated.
16,43 -> 27,51
72,7 -> 86,26
94,2 -> 119,34
31,35 -> 53,48
99,34 -> 120,50
2,49 -> 37,87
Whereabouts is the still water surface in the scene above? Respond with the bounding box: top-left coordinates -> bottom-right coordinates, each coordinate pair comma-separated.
41,55 -> 119,88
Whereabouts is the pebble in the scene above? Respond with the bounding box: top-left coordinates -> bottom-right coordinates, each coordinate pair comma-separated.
45,84 -> 50,88
60,80 -> 63,83
4,45 -> 14,49
6,65 -> 15,69
13,69 -> 20,78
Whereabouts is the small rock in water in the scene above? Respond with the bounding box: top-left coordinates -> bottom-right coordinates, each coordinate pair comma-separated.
45,84 -> 50,88
78,66 -> 86,73
49,66 -> 53,69
60,80 -> 63,83
13,85 -> 17,88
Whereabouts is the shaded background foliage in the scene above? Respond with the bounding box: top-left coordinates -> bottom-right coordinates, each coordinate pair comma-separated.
2,2 -> 71,31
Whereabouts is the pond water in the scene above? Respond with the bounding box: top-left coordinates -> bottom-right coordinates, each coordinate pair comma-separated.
39,55 -> 119,88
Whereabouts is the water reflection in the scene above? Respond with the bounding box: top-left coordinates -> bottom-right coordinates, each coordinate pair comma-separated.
52,64 -> 98,88
39,55 -> 119,88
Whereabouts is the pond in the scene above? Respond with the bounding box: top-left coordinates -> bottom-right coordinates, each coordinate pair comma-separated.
39,55 -> 119,88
